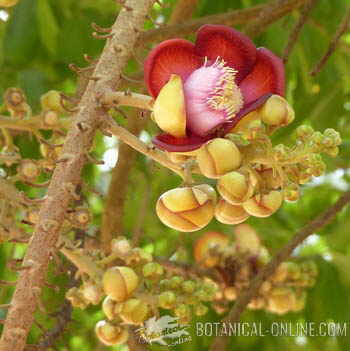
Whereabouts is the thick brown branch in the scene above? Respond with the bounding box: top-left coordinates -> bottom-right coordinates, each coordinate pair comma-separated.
282,0 -> 318,63
140,0 -> 308,44
0,2 -> 155,351
210,190 -> 350,350
310,7 -> 350,75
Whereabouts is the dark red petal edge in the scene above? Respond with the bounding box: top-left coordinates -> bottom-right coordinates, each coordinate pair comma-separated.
152,133 -> 212,152
194,24 -> 257,83
239,47 -> 285,105
144,39 -> 202,98
221,93 -> 272,135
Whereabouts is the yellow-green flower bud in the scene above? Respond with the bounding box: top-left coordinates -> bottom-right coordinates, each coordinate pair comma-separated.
111,237 -> 131,256
142,262 -> 164,280
40,90 -> 65,113
158,291 -> 176,309
194,303 -> 208,316
182,280 -> 196,294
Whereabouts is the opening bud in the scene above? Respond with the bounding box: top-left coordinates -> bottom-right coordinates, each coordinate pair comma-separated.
217,170 -> 257,205
102,266 -> 139,302
243,190 -> 282,217
95,320 -> 129,346
259,95 -> 294,127
156,185 -> 215,232
153,74 -> 186,137
197,138 -> 242,178
215,199 -> 250,225
102,296 -> 118,320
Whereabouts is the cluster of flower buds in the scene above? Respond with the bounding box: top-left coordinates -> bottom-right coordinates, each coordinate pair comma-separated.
64,236 -> 217,347
155,95 -> 341,232
193,225 -> 317,315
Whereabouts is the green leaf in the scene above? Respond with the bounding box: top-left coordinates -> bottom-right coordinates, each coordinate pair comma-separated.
36,0 -> 59,55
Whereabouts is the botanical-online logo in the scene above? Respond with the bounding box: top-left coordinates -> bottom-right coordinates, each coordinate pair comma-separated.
136,315 -> 192,346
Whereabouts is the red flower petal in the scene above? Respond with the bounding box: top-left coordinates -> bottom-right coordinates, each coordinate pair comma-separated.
194,24 -> 257,83
144,39 -> 202,97
152,133 -> 211,152
221,93 -> 272,135
239,48 -> 285,105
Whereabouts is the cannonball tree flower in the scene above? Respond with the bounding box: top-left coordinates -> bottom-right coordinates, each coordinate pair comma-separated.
144,24 -> 285,152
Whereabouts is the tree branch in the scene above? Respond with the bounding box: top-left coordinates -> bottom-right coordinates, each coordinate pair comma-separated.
0,2 -> 155,351
210,190 -> 350,350
168,0 -> 199,25
139,0 -> 308,44
282,0 -> 318,63
310,7 -> 350,75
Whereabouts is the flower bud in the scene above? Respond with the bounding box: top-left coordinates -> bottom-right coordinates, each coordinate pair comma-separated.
40,90 -> 65,113
111,237 -> 131,256
82,281 -> 104,305
285,262 -> 302,281
267,287 -> 297,315
296,125 -> 314,140
142,262 -> 164,280
66,287 -> 89,309
70,207 -> 91,228
117,298 -> 149,325
234,224 -> 261,255
194,303 -> 208,316
156,185 -> 215,232
102,296 -> 118,320
169,276 -> 184,289
243,190 -> 282,217
217,170 -> 256,205
193,231 -> 229,268
153,74 -> 186,137
4,88 -> 30,118
0,0 -> 19,7
325,146 -> 339,157
174,304 -> 191,324
158,291 -> 176,309
42,110 -> 58,126
283,183 -> 300,202
103,266 -> 139,302
196,138 -> 241,178
223,286 -> 237,301
95,321 -> 129,346
215,199 -> 249,225
248,297 -> 265,310
259,95 -> 295,127
125,248 -> 153,265
259,281 -> 272,295
291,291 -> 307,312
181,280 -> 196,294
270,262 -> 289,283
18,160 -> 40,181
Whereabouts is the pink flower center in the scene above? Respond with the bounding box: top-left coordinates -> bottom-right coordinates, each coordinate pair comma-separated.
183,58 -> 244,136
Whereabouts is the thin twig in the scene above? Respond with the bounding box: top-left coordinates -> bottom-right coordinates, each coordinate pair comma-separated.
210,191 -> 350,350
282,0 -> 318,63
310,7 -> 350,75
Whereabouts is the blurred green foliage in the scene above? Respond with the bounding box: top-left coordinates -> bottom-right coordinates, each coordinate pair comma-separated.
0,0 -> 350,350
